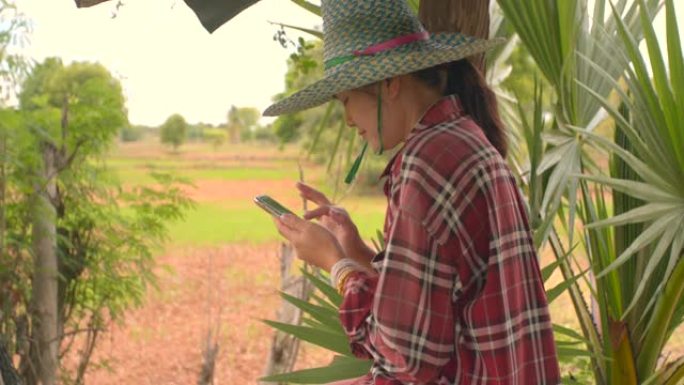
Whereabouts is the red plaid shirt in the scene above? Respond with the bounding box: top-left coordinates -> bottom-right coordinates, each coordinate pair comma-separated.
339,96 -> 560,384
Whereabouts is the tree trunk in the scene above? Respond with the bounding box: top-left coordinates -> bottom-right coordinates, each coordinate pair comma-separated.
0,133 -> 6,258
28,143 -> 59,385
418,0 -> 491,71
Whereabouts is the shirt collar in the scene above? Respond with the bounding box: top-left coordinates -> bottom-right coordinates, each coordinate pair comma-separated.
379,95 -> 465,180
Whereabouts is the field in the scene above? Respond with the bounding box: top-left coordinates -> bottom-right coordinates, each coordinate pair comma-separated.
77,138 -> 386,384
78,137 -> 683,384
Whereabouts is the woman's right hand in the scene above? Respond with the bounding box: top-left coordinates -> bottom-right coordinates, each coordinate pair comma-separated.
297,182 -> 376,270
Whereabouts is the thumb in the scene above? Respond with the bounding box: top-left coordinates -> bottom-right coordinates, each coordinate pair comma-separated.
280,213 -> 302,228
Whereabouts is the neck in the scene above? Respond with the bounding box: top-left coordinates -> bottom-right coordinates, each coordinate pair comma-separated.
399,82 -> 443,139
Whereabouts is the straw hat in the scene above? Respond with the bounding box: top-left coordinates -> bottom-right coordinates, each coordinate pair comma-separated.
263,0 -> 504,117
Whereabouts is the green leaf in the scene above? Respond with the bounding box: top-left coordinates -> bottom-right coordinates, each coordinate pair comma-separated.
621,218 -> 681,318
665,0 -> 684,167
585,202 -> 681,230
289,0 -> 321,16
546,268 -> 588,304
260,356 -> 371,384
640,356 -> 684,385
597,211 -> 682,278
262,320 -> 352,356
280,291 -> 342,332
638,257 -> 684,376
310,292 -> 338,311
541,244 -> 576,283
556,347 -> 596,359
301,267 -> 343,307
578,174 -> 679,203
406,0 -> 420,14
570,126 -> 670,190
554,323 -> 590,344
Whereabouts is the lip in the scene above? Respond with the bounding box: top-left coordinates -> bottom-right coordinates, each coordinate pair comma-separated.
358,130 -> 366,136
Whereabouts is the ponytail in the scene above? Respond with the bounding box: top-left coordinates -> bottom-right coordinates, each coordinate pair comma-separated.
412,60 -> 507,158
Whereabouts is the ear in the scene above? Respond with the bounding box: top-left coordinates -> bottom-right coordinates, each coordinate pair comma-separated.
385,76 -> 402,100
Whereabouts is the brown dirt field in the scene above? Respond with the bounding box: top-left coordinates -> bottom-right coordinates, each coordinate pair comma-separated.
113,140 -> 301,163
75,244 -> 334,385
183,179 -> 300,204
63,242 -> 684,385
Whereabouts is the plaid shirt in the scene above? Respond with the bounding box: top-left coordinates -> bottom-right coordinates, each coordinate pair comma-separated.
338,96 -> 560,385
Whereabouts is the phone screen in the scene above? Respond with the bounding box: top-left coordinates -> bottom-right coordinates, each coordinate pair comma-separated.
254,195 -> 295,217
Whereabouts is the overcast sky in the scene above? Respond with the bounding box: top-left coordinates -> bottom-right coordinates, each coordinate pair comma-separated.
13,0 -> 684,127
16,0 -> 320,126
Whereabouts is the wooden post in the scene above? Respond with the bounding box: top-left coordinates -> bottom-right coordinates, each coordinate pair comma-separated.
260,244 -> 311,384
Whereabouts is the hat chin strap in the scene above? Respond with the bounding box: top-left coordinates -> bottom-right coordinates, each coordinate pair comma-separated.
344,141 -> 368,184
344,84 -> 384,184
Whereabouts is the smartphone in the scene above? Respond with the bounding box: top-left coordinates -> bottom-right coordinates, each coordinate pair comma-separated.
254,194 -> 295,217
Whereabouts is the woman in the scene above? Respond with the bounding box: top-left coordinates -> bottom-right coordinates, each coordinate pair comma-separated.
265,1 -> 560,384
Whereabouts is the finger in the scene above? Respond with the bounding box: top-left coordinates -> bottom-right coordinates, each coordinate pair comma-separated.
303,206 -> 332,220
273,217 -> 296,240
280,213 -> 306,232
329,207 -> 352,225
297,182 -> 331,206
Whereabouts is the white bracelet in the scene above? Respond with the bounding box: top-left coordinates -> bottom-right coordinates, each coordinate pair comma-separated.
330,258 -> 363,287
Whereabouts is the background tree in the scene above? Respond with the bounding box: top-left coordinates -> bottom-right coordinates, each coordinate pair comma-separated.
16,57 -> 128,385
203,127 -> 228,149
120,123 -> 146,142
160,113 -> 188,151
226,105 -> 260,143
0,57 -> 193,385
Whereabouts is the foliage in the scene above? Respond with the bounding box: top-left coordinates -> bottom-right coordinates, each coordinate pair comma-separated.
226,105 -> 260,143
0,0 -> 30,105
252,123 -> 278,143
497,0 -> 684,384
120,124 -> 145,142
274,112 -> 304,144
160,113 -> 188,151
202,127 -> 228,149
1,57 -> 192,384
260,268 -> 372,384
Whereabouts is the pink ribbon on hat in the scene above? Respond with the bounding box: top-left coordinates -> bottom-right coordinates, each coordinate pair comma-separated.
353,30 -> 430,56
325,30 -> 431,69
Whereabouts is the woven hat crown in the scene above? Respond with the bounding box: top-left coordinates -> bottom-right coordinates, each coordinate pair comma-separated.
322,0 -> 426,74
263,0 -> 504,116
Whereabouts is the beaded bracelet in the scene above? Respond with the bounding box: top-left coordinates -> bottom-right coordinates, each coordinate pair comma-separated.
330,258 -> 363,294
336,268 -> 355,294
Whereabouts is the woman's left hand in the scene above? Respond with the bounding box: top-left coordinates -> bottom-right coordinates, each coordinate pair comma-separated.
274,214 -> 346,272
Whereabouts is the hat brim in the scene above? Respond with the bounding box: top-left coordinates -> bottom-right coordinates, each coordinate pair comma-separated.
263,34 -> 505,116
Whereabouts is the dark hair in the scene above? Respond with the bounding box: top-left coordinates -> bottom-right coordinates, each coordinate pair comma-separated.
412,59 -> 507,158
